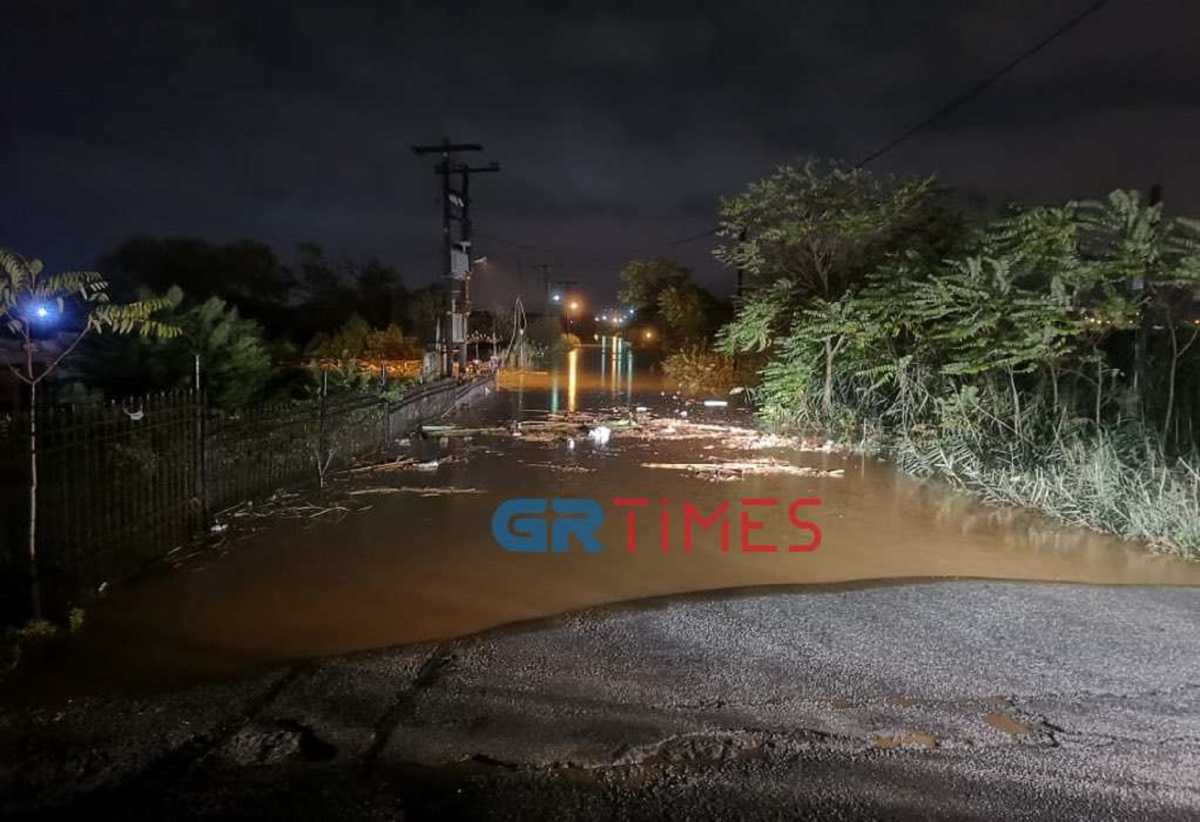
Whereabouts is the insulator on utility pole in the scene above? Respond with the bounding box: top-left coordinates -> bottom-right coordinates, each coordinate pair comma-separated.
412,137 -> 500,377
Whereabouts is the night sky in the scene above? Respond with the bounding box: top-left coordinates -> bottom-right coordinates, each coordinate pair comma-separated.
4,0 -> 1198,305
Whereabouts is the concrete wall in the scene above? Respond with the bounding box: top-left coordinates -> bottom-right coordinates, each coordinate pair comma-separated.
386,374 -> 495,437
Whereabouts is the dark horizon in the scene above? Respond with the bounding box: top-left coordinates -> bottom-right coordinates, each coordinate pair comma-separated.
4,0 -> 1198,305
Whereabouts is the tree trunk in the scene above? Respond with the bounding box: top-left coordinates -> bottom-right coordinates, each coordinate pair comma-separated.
1008,368 -> 1021,440
1164,324 -> 1200,451
822,337 -> 834,417
1164,322 -> 1178,449
27,367 -> 41,620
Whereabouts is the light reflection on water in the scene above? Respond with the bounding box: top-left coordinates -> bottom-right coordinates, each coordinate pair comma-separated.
17,343 -> 1200,696
544,337 -> 634,413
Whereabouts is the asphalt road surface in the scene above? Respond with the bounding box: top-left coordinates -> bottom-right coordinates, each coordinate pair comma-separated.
3,580 -> 1199,819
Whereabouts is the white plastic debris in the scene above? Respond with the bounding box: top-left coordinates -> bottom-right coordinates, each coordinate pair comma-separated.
210,523 -> 228,534
397,437 -> 411,447
567,437 -> 576,450
679,410 -> 688,418
415,460 -> 439,471
587,426 -> 612,446
703,399 -> 728,407
636,406 -> 650,413
729,386 -> 745,395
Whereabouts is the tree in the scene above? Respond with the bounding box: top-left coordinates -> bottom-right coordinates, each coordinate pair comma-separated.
1077,190 -> 1200,437
365,324 -> 422,361
618,257 -> 724,345
355,259 -> 407,329
81,287 -> 274,410
405,285 -> 445,342
0,249 -> 177,618
618,257 -> 690,313
714,158 -> 942,412
102,236 -> 294,335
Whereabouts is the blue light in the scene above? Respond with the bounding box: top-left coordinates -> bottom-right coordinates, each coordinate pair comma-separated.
27,302 -> 55,323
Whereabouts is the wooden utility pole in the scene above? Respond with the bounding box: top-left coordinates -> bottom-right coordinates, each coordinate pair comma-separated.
412,138 -> 500,376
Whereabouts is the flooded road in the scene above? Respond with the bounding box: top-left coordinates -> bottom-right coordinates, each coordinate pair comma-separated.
23,343 -> 1200,695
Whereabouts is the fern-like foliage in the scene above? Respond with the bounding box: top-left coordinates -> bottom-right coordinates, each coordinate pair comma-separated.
0,246 -> 179,385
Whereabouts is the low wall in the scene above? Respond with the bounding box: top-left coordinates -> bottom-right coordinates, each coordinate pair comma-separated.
386,373 -> 495,435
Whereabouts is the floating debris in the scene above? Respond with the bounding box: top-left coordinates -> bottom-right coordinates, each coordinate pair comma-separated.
703,399 -> 728,407
641,459 -> 845,482
348,486 -> 485,497
349,457 -> 420,473
435,426 -> 508,437
587,425 -> 612,446
521,462 -> 596,473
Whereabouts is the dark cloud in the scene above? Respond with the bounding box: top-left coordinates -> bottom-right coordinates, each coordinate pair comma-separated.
3,0 -> 1198,301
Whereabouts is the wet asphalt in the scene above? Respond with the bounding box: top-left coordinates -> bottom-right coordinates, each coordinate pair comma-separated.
3,580 -> 1199,819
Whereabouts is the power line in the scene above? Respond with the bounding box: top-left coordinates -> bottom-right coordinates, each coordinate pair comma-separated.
665,0 -> 1113,247
854,0 -> 1111,168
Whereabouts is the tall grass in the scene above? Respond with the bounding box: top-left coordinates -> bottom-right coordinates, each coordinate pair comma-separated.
753,366 -> 1200,559
894,428 -> 1200,558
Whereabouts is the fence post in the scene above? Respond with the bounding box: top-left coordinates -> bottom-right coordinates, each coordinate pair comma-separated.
317,375 -> 327,486
195,389 -> 210,530
382,396 -> 390,450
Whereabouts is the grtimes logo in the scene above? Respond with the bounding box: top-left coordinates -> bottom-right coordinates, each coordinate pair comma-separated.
491,497 -> 822,554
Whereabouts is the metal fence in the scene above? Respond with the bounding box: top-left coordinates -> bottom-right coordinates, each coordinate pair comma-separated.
0,376 -> 493,621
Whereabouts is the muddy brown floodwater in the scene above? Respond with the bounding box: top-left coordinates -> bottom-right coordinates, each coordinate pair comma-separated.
17,343 -> 1200,697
